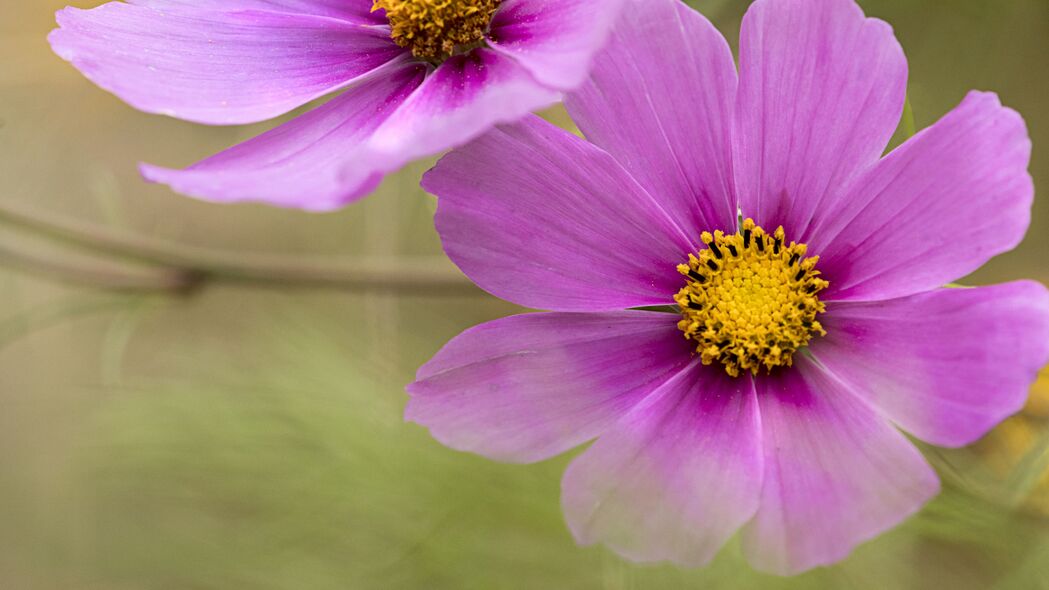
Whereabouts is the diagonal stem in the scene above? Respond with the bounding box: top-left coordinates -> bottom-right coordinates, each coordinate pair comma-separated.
0,200 -> 479,295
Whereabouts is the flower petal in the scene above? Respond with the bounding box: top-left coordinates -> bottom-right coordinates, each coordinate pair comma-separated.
563,0 -> 738,237
561,364 -> 762,567
741,357 -> 939,575
49,2 -> 404,125
809,92 -> 1034,301
129,0 -> 384,23
406,311 -> 689,463
735,0 -> 907,236
811,282 -> 1049,447
140,63 -> 426,211
367,48 -> 559,165
486,0 -> 625,89
425,115 -> 696,312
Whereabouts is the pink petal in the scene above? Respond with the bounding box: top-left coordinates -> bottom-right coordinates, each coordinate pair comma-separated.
140,63 -> 426,210
811,282 -> 1049,447
809,92 -> 1034,301
735,0 -> 907,237
486,0 -> 625,89
561,365 -> 762,567
129,0 -> 384,23
741,357 -> 939,575
425,115 -> 696,312
564,0 -> 738,238
49,3 -> 405,125
406,311 -> 690,463
367,48 -> 559,165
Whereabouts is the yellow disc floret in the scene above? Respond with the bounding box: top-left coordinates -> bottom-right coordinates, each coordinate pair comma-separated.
373,0 -> 501,61
674,219 -> 829,378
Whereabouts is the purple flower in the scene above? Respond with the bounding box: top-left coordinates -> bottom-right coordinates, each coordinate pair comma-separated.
48,0 -> 623,210
406,0 -> 1049,575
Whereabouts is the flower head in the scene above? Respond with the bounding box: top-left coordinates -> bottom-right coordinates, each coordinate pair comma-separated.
407,0 -> 1049,575
48,0 -> 624,210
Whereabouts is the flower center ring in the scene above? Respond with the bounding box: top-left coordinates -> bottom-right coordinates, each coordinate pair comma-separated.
675,218 -> 830,377
373,0 -> 502,62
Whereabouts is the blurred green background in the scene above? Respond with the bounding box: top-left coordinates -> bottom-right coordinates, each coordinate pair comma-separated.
2,0 -> 1049,588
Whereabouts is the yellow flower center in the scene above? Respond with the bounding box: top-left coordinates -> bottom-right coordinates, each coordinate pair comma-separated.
674,219 -> 829,378
373,0 -> 501,61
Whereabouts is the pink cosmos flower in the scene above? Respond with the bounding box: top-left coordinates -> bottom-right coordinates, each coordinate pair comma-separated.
406,0 -> 1049,575
48,0 -> 623,210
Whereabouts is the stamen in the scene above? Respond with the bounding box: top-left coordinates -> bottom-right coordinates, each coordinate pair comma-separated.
687,270 -> 706,283
674,219 -> 829,378
373,0 -> 501,61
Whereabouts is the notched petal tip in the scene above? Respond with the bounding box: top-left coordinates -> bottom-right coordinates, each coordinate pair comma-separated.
46,23 -> 73,61
749,472 -> 939,577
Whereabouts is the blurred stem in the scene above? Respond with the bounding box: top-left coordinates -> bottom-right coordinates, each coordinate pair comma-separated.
0,294 -> 128,350
0,243 -> 201,293
0,200 -> 479,295
101,296 -> 158,386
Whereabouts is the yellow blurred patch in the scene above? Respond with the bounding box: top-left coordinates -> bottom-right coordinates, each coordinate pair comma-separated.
973,365 -> 1049,517
1025,365 -> 1049,418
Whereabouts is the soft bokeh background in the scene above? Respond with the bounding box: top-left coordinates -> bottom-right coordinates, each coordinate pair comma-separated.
2,0 -> 1049,587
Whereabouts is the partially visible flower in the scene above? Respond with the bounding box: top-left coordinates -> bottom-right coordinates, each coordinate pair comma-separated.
406,0 -> 1049,575
48,0 -> 623,210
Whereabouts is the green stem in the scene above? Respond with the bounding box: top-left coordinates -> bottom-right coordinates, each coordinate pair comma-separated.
0,200 -> 478,295
0,243 -> 201,293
